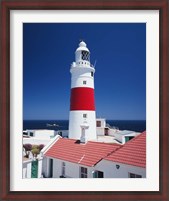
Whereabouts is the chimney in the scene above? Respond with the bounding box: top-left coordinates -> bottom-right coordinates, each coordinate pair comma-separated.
80,121 -> 89,143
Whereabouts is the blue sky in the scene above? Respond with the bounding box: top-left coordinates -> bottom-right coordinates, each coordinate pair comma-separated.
23,23 -> 146,120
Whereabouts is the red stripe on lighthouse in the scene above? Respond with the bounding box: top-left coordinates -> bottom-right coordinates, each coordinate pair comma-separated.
70,87 -> 95,111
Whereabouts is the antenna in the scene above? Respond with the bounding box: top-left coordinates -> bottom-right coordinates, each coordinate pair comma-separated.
94,60 -> 97,68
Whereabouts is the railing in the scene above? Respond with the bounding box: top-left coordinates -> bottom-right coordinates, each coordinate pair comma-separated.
71,63 -> 95,68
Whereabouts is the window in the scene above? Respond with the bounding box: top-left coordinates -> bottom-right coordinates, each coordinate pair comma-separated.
129,173 -> 142,178
125,136 -> 134,143
80,167 -> 87,178
49,159 -> 53,178
29,132 -> 33,137
83,114 -> 87,118
81,51 -> 90,61
91,72 -> 94,77
83,80 -> 87,85
96,121 -> 101,127
62,162 -> 66,176
93,171 -> 104,178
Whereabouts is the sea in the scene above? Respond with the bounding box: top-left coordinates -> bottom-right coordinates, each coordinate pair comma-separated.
23,120 -> 146,132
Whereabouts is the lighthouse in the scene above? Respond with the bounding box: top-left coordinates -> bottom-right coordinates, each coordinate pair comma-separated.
69,41 -> 97,141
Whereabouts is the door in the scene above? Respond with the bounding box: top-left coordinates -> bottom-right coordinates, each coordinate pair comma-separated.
31,160 -> 38,178
104,128 -> 109,135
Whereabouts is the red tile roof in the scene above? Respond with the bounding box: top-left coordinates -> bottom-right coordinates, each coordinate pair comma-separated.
44,138 -> 121,167
104,132 -> 146,168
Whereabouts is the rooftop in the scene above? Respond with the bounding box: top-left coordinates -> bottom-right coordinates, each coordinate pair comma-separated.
92,135 -> 121,144
44,138 -> 121,167
116,130 -> 136,135
104,131 -> 146,168
44,132 -> 146,168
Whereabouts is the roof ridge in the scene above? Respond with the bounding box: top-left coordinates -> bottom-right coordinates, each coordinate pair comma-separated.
93,143 -> 122,166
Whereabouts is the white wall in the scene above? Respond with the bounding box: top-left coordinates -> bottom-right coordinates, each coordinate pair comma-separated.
69,111 -> 96,140
53,159 -> 79,178
95,160 -> 146,178
42,157 -> 52,178
23,159 -> 32,178
96,127 -> 105,136
23,138 -> 51,145
25,129 -> 56,139
43,156 -> 146,178
34,130 -> 56,139
52,158 -> 92,178
70,66 -> 95,88
108,129 -> 118,136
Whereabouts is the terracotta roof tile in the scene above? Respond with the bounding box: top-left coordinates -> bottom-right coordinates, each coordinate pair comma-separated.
44,132 -> 146,168
44,138 -> 121,167
104,131 -> 146,168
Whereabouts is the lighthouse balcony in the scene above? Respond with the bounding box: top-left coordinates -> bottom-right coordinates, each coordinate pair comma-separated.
70,64 -> 95,74
71,62 -> 94,69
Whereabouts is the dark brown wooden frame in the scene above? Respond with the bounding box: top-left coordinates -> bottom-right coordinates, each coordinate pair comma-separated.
0,0 -> 168,200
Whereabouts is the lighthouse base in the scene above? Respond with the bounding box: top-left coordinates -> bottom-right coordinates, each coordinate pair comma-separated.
69,111 -> 96,141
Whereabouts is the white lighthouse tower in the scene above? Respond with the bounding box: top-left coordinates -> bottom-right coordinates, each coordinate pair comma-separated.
69,41 -> 97,141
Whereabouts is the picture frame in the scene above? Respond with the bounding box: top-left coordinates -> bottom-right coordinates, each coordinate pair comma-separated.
0,0 -> 168,200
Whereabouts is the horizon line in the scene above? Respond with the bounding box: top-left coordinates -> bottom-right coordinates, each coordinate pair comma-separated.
23,119 -> 146,121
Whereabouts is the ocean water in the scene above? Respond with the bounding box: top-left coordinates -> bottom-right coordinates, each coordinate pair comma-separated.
23,120 -> 146,132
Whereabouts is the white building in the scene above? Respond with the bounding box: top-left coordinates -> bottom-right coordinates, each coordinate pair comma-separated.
96,118 -> 108,136
23,129 -> 57,145
23,129 -> 57,139
42,132 -> 146,178
110,130 -> 140,144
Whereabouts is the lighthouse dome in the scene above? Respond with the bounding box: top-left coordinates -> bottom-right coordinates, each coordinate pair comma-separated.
75,41 -> 90,52
79,41 -> 86,47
